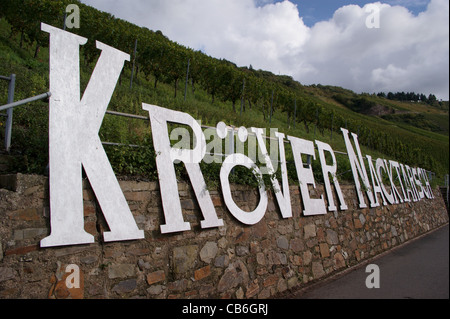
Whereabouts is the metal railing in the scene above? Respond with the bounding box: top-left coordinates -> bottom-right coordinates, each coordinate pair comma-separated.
0,73 -> 51,152
0,74 -> 15,152
0,74 -> 436,184
103,108 -> 437,184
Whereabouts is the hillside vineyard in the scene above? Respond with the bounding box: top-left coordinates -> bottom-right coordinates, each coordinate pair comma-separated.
39,23 -> 435,248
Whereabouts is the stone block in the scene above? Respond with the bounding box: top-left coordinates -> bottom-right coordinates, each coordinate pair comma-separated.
290,238 -> 304,252
354,218 -> 363,229
276,236 -> 289,250
277,278 -> 288,293
312,261 -> 325,279
4,244 -> 38,256
124,191 -> 150,202
326,229 -> 339,245
112,279 -> 137,295
173,245 -> 198,274
304,224 -> 316,239
319,243 -> 330,258
147,285 -> 164,296
200,242 -> 218,263
236,287 -> 245,299
236,245 -> 249,256
291,255 -> 302,266
245,280 -> 260,298
256,252 -> 265,266
7,208 -> 40,221
303,250 -> 312,265
287,276 -> 298,289
194,265 -> 211,281
167,279 -> 189,292
83,203 -> 96,217
147,270 -> 166,285
218,267 -> 238,292
391,225 -> 398,236
251,221 -> 268,238
359,213 -> 366,226
263,274 -> 278,288
0,267 -> 16,282
108,264 -> 135,279
180,199 -> 195,210
334,252 -> 346,269
214,255 -> 229,268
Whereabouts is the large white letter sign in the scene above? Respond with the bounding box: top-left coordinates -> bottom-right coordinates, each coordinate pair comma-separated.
412,168 -> 424,200
315,140 -> 348,211
376,158 -> 395,204
402,164 -> 419,202
366,155 -> 387,207
252,128 -> 292,218
288,135 -> 326,216
143,104 -> 223,233
220,153 -> 268,225
341,128 -> 376,208
392,161 -> 409,203
385,160 -> 403,204
40,23 -> 144,247
418,168 -> 434,199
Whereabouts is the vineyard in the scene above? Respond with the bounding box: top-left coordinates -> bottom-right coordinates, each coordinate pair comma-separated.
0,0 -> 448,186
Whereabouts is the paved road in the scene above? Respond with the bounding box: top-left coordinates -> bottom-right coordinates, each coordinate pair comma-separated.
293,224 -> 449,299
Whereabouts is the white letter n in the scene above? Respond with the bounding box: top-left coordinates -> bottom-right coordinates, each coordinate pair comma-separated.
40,23 -> 144,247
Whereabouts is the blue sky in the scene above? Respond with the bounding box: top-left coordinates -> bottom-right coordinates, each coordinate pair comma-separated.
278,0 -> 431,26
81,0 -> 448,99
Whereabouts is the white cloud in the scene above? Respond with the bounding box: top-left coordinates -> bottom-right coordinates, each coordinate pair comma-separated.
81,0 -> 449,99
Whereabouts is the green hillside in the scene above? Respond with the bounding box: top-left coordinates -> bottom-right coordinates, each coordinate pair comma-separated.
0,0 -> 448,186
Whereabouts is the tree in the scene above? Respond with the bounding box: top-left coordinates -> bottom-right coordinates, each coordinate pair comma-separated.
188,51 -> 206,95
164,45 -> 188,98
218,64 -> 244,112
200,59 -> 223,104
428,94 -> 437,104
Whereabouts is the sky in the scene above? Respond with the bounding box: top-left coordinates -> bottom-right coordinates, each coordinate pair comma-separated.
272,0 -> 431,26
80,0 -> 449,100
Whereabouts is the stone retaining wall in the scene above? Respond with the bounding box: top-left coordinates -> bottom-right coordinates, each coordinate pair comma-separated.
0,173 -> 448,299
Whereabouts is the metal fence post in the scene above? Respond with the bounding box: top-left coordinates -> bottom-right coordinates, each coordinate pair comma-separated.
184,58 -> 190,102
5,74 -> 16,152
293,98 -> 297,129
314,108 -> 318,137
269,90 -> 274,125
240,78 -> 245,117
130,39 -> 138,89
331,112 -> 334,140
228,126 -> 235,156
229,126 -> 235,176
